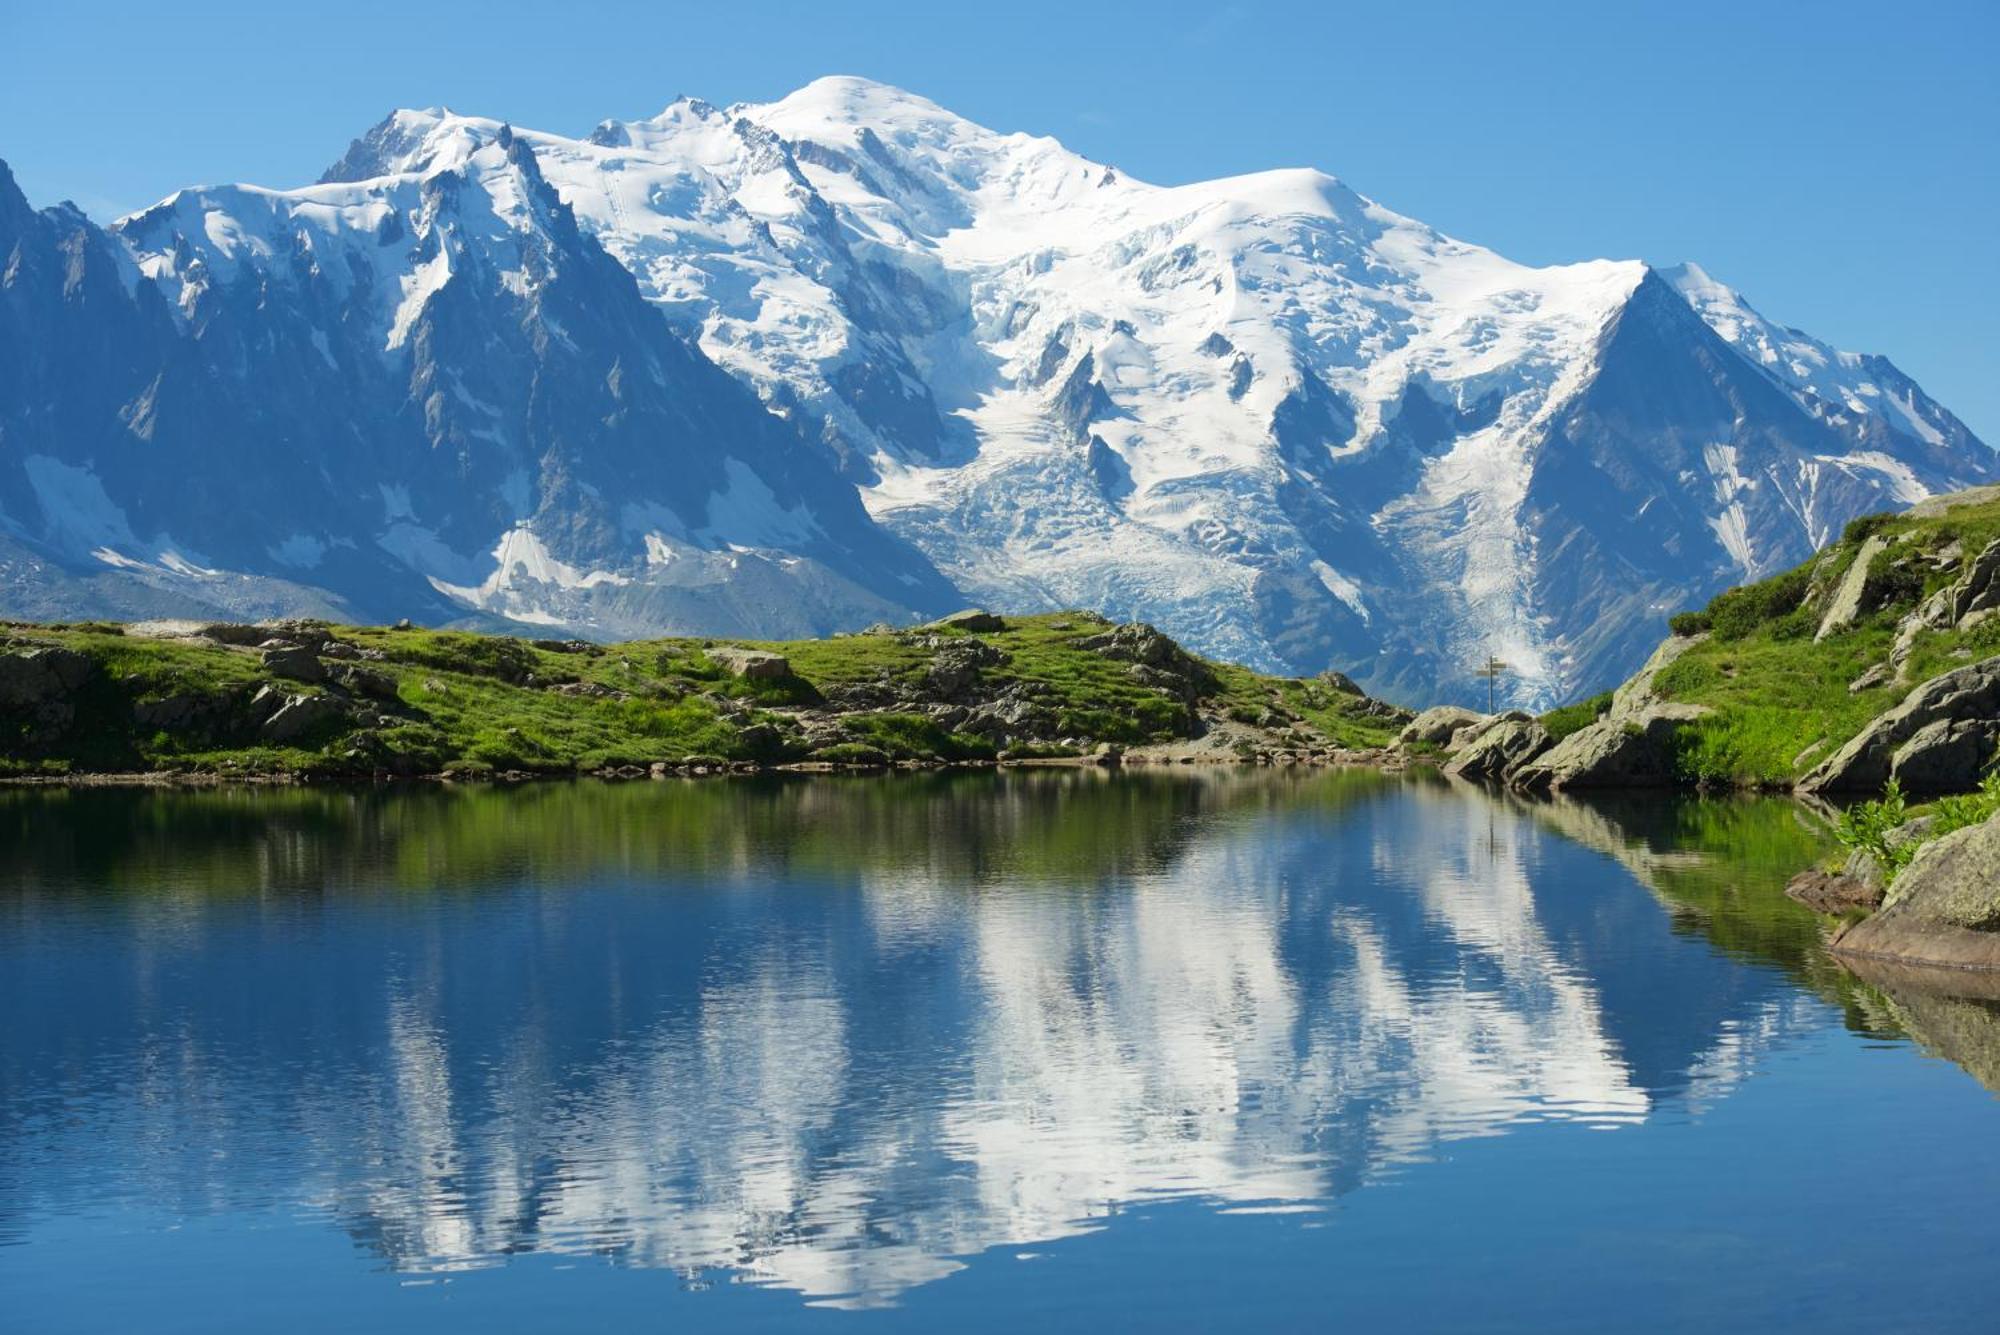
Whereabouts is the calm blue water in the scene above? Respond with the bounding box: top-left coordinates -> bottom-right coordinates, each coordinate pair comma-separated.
2,771 -> 1997,1332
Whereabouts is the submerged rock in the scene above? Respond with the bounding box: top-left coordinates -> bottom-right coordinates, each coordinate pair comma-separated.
1785,868 -> 1883,914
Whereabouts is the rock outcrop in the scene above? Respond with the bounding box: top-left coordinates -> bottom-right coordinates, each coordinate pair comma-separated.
1889,538 -> 2000,675
1510,705 -> 1704,791
0,645 -> 95,746
1799,655 -> 2000,793
1815,534 -> 1891,641
1832,810 -> 2000,972
1399,706 -> 1485,749
1443,717 -> 1553,782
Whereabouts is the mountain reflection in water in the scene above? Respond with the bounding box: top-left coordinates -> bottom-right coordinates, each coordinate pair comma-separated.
0,771 -> 1993,1313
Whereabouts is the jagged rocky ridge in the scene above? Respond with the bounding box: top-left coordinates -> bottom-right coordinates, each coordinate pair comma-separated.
2,78 -> 1993,705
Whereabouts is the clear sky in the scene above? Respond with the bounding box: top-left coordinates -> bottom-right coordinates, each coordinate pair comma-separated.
4,0 -> 1995,439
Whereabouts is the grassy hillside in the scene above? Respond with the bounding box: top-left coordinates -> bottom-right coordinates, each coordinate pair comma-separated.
1638,491 -> 2000,788
0,611 -> 1405,781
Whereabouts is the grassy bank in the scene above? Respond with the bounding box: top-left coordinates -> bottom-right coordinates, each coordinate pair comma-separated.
0,611 -> 1405,781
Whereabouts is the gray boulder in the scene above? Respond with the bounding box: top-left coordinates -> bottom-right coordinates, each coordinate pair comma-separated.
332,664 -> 401,701
708,646 -> 792,680
924,636 -> 1003,698
1833,811 -> 2000,972
1801,655 -> 2000,792
1444,718 -> 1553,783
1399,705 -> 1485,749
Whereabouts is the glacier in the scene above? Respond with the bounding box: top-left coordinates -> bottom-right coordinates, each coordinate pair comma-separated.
1,76 -> 1990,706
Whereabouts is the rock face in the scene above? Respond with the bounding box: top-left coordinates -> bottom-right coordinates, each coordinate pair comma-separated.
1833,811 -> 2000,972
1800,656 -> 2000,793
1443,718 -> 1554,782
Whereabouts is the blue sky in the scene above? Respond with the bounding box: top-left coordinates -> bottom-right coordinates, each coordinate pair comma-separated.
4,0 -> 1995,439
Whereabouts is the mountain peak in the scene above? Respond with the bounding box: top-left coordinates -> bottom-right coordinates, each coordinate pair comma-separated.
748,75 -> 986,148
318,107 -> 492,185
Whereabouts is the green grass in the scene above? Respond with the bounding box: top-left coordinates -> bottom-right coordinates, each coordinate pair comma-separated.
1,611 -> 1405,779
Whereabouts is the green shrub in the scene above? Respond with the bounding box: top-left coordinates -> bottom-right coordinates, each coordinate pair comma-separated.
1705,567 -> 1811,641
1859,561 -> 1925,616
1542,690 -> 1613,741
1668,610 -> 1712,636
1842,512 -> 1895,546
1833,779 -> 1914,883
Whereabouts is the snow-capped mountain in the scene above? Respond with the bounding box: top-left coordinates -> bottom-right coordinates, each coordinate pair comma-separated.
2,78 -> 1990,704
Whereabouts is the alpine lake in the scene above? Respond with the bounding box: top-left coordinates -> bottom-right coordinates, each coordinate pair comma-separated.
4,768 -> 1998,1332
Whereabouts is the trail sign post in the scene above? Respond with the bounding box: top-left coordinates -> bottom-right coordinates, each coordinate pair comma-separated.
1473,655 -> 1510,713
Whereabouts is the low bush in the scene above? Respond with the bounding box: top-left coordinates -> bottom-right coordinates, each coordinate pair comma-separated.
1541,690 -> 1613,741
1834,779 -> 1913,882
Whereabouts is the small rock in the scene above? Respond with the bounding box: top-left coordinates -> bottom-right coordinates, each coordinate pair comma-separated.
1848,662 -> 1894,694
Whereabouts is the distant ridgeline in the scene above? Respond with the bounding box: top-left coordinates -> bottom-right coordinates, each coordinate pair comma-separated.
1,78 -> 1993,708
